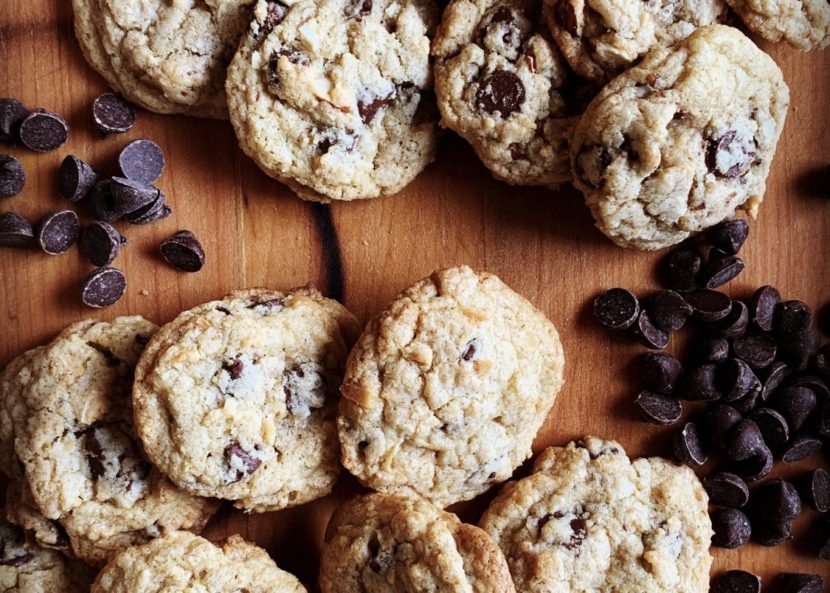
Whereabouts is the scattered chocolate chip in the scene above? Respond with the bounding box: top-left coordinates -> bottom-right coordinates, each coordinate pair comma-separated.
0,154 -> 25,198
750,479 -> 801,546
91,92 -> 135,136
711,508 -> 751,549
80,266 -> 126,308
788,375 -> 828,402
684,289 -> 732,322
690,335 -> 730,363
631,310 -> 669,349
774,300 -> 812,337
659,247 -> 701,291
707,129 -> 755,178
224,442 -> 262,482
705,404 -> 742,451
475,69 -> 525,118
748,285 -> 780,332
749,407 -> 789,448
0,98 -> 29,145
640,352 -> 682,393
732,333 -> 777,370
711,570 -> 761,593
461,339 -> 478,361
761,361 -> 790,400
110,176 -> 159,213
731,388 -> 761,414
358,95 -> 391,124
797,469 -> 829,512
731,445 -> 773,483
634,390 -> 682,425
772,386 -> 816,431
727,419 -> 766,461
709,301 -> 748,338
780,435 -> 821,463
778,328 -> 820,371
644,290 -> 692,332
35,210 -> 80,255
677,364 -> 720,400
674,422 -> 707,466
706,219 -> 749,255
18,108 -> 68,152
703,472 -> 750,508
284,363 -> 328,416
223,358 -> 245,380
776,573 -> 824,593
699,255 -> 745,289
593,288 -> 640,331
0,212 -> 35,248
80,221 -> 126,266
119,139 -> 165,184
58,155 -> 98,202
125,191 -> 171,225
89,179 -> 120,222
719,358 -> 761,402
160,230 -> 205,272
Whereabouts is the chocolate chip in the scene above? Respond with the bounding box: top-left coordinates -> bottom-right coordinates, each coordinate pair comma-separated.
711,508 -> 751,548
640,352 -> 682,393
224,442 -> 262,482
689,335 -> 730,364
593,288 -> 639,330
776,574 -> 824,593
788,375 -> 828,402
727,419 -> 766,461
699,255 -> 745,289
703,472 -> 749,508
674,422 -> 707,466
255,0 -> 288,43
89,179 -> 120,222
659,247 -> 701,291
284,363 -> 328,416
58,155 -> 98,202
719,358 -> 761,402
684,289 -> 732,322
772,386 -> 816,431
0,155 -> 25,197
709,301 -> 748,338
91,93 -> 135,136
110,176 -> 159,213
565,517 -> 587,549
778,328 -> 820,371
631,310 -> 669,349
475,69 -> 525,118
0,212 -> 34,248
750,479 -> 801,546
748,285 -> 780,332
80,221 -> 126,266
780,435 -> 821,463
634,390 -> 682,425
461,339 -> 479,361
711,570 -> 761,593
35,210 -> 80,255
125,191 -> 171,224
0,98 -> 29,145
119,139 -> 165,184
774,300 -> 812,336
18,108 -> 68,152
677,364 -> 720,401
706,219 -> 749,255
358,95 -> 391,124
160,230 -> 205,272
705,404 -> 742,451
816,401 -> 830,439
223,358 -> 244,380
731,445 -> 772,483
707,129 -> 755,178
761,361 -> 790,400
732,333 -> 777,370
797,468 -> 830,513
80,266 -> 126,308
644,290 -> 692,332
556,0 -> 579,36
731,387 -> 761,414
749,407 -> 789,448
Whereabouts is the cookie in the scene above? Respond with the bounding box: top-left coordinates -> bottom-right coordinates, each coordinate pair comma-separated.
92,530 -> 307,593
725,0 -> 829,50
433,0 -> 596,188
1,317 -> 218,565
480,437 -> 713,593
71,0 -> 255,118
338,266 -> 565,508
0,346 -> 44,478
133,288 -> 359,512
543,0 -> 726,82
570,25 -> 789,250
225,0 -> 441,202
0,515 -> 96,593
320,493 -> 515,593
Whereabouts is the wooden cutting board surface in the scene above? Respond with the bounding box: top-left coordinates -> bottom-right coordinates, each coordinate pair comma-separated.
1,0 -> 829,587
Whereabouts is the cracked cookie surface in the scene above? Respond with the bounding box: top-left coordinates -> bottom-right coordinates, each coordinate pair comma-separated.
570,25 -> 789,250
320,493 -> 515,593
225,0 -> 440,201
480,437 -> 713,593
338,266 -> 565,508
726,0 -> 829,50
92,530 -> 307,593
133,288 -> 359,512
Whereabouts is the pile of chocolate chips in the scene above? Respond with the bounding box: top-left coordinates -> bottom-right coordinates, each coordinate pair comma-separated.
592,219 -> 829,586
0,94 -> 205,307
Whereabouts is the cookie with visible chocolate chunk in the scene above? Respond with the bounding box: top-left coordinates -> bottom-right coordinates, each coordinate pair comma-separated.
480,437 -> 713,593
320,493 -> 515,593
338,266 -> 565,508
726,0 -> 829,50
133,288 -> 359,512
570,25 -> 789,250
433,0 -> 595,187
0,317 -> 218,566
225,0 -> 440,201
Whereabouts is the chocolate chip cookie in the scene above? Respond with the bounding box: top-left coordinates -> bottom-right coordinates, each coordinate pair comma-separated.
320,493 -> 515,593
92,530 -> 307,593
571,25 -> 789,250
543,0 -> 726,82
726,0 -> 829,50
133,288 -> 359,512
480,437 -> 713,593
338,266 -> 565,508
225,0 -> 441,202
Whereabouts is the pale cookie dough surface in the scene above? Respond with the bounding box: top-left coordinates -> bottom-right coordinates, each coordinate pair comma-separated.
571,25 -> 789,250
72,0 -> 255,118
134,288 -> 359,512
0,516 -> 96,593
92,531 -> 307,593
225,0 -> 441,202
0,347 -> 44,478
2,317 -> 218,565
480,437 -> 713,593
726,0 -> 830,50
320,493 -> 515,593
433,0 -> 596,187
338,266 -> 565,508
543,0 -> 726,82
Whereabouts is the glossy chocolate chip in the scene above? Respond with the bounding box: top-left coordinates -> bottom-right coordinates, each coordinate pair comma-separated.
776,574 -> 824,593
774,300 -> 812,336
710,301 -> 748,338
160,230 -> 205,272
732,445 -> 773,483
644,290 -> 692,332
727,419 -> 766,461
659,247 -> 701,292
110,176 -> 159,213
748,285 -> 780,332
706,219 -> 749,255
750,479 -> 801,546
119,139 -> 165,184
58,155 -> 98,202
91,93 -> 135,135
684,289 -> 732,322
705,404 -> 742,451
0,98 -> 29,145
699,255 -> 745,289
674,422 -> 707,466
631,310 -> 669,349
772,386 -> 816,431
80,221 -> 126,267
640,352 -> 682,393
35,210 -> 80,255
18,108 -> 68,152
780,435 -> 821,463
749,407 -> 789,448
711,570 -> 760,593
634,391 -> 682,425
719,358 -> 761,402
703,472 -> 749,508
0,154 -> 25,198
689,335 -> 730,364
80,266 -> 126,308
593,288 -> 639,330
677,364 -> 721,401
711,508 -> 751,549
732,333 -> 777,370
0,212 -> 35,248
475,69 -> 525,118
797,469 -> 830,513
761,361 -> 790,400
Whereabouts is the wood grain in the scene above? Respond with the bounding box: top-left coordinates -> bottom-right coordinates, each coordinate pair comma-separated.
1,0 -> 829,587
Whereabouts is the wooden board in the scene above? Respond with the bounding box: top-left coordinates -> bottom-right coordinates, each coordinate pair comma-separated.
1,0 -> 829,586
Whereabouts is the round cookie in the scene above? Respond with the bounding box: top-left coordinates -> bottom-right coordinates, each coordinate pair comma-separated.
543,0 -> 726,83
0,347 -> 44,478
92,530 -> 307,593
225,0 -> 441,202
2,317 -> 219,565
433,0 -> 596,188
480,437 -> 713,593
725,0 -> 829,50
133,288 -> 359,512
71,0 -> 255,118
338,266 -> 565,508
320,493 -> 515,593
570,25 -> 789,250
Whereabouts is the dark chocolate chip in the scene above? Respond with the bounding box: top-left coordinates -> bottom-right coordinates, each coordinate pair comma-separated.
761,361 -> 790,400
703,472 -> 749,508
719,358 -> 761,402
80,221 -> 126,267
58,155 -> 98,202
80,266 -> 126,308
750,478 -> 801,546
797,468 -> 830,513
731,445 -> 772,483
709,301 -> 748,338
814,344 -> 830,383
706,219 -> 749,255
816,401 -> 830,439
18,108 -> 68,152
780,435 -> 821,463
160,230 -> 205,272
0,212 -> 35,248
748,285 -> 780,332
711,508 -> 751,548
125,191 -> 171,224
0,98 -> 29,145
223,358 -> 245,380
731,388 -> 761,414
224,441 -> 262,482
707,129 -> 755,178
698,255 -> 745,289
461,339 -> 478,361
674,422 -> 707,466
118,139 -> 165,184
640,352 -> 682,393
705,404 -> 742,451
677,364 -> 721,401
732,333 -> 777,370
91,92 -> 135,135
35,210 -> 80,255
727,419 -> 766,461
772,386 -> 816,431
89,179 -> 121,222
776,574 -> 824,593
684,289 -> 732,322
711,570 -> 761,593
631,310 -> 669,349
788,375 -> 828,402
644,290 -> 692,332
634,390 -> 682,425
778,329 -> 820,371
749,407 -> 789,448
0,154 -> 25,197
593,288 -> 639,331
689,335 -> 730,363
475,69 -> 525,118
774,300 -> 812,337
659,247 -> 701,291
358,94 -> 391,124
110,176 -> 159,214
